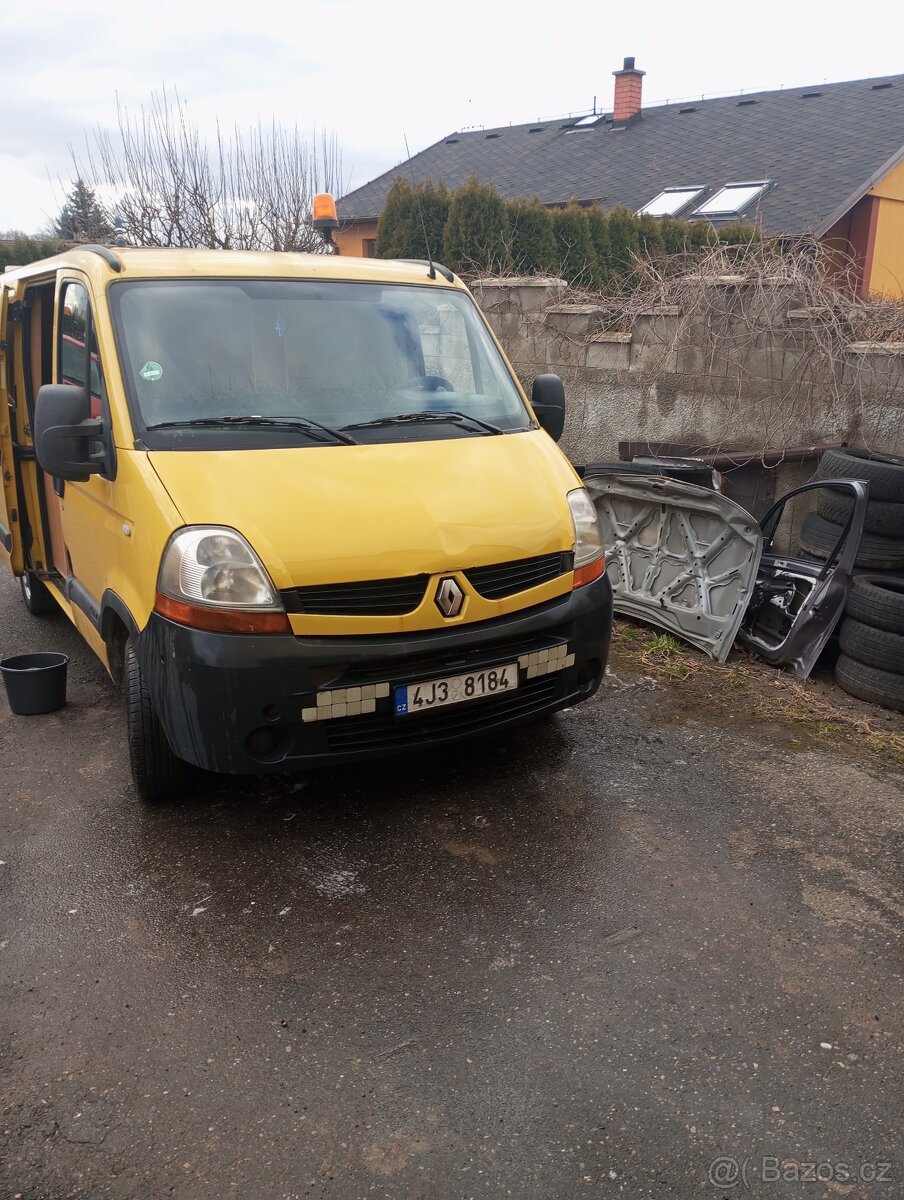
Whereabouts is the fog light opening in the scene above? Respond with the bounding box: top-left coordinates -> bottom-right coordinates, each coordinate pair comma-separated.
577,659 -> 601,694
262,704 -> 282,722
246,725 -> 288,762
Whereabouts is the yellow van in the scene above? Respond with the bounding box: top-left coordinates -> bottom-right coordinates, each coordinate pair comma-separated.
0,242 -> 612,800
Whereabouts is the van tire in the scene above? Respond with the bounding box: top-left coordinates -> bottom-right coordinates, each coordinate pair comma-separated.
20,570 -> 56,616
125,637 -> 188,803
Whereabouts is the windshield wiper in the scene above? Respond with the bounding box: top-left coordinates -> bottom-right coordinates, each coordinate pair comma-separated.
341,410 -> 504,435
145,414 -> 358,445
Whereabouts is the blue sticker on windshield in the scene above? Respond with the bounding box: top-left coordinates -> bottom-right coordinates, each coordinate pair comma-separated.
139,361 -> 163,382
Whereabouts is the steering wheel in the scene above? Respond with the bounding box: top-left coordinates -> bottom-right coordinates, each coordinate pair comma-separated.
416,374 -> 455,392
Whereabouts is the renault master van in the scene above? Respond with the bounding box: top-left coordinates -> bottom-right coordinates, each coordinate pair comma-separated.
0,243 -> 612,800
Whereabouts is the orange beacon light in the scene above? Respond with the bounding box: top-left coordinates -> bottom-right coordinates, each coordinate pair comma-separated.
312,193 -> 339,230
312,193 -> 340,253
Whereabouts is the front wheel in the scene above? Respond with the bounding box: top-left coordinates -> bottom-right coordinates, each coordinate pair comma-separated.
125,637 -> 189,803
20,570 -> 56,616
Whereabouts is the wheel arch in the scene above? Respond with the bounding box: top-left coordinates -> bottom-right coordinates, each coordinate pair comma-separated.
100,590 -> 139,640
100,590 -> 139,688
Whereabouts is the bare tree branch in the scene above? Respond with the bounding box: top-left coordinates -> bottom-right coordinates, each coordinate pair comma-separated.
481,238 -> 904,459
75,89 -> 344,252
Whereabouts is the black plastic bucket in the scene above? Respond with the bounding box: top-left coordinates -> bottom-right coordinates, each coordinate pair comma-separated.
0,652 -> 69,715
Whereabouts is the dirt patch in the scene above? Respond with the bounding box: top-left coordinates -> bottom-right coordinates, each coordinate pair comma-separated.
610,621 -> 904,939
609,619 -> 904,770
440,841 -> 498,866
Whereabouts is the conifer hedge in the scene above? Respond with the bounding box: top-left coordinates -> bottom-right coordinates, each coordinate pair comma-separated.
507,197 -> 557,276
374,177 -> 759,286
375,178 -> 450,260
550,203 -> 596,288
442,175 -> 510,276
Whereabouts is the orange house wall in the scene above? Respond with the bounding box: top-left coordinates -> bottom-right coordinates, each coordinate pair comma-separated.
334,220 -> 378,258
866,158 -> 904,298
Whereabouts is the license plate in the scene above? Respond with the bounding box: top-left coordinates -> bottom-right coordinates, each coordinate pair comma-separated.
394,662 -> 518,716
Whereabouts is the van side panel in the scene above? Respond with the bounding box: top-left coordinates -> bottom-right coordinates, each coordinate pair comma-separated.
89,449 -> 185,637
19,266 -> 184,674
72,607 -> 113,669
8,281 -> 53,583
0,287 -> 24,576
27,286 -> 69,576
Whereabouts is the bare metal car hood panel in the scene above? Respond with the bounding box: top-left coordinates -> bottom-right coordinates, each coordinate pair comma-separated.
585,476 -> 763,661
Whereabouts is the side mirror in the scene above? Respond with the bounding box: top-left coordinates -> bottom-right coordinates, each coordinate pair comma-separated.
531,374 -> 566,442
34,385 -> 110,482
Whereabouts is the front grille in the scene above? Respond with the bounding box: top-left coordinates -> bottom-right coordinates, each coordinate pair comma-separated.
282,575 -> 429,616
464,552 -> 573,599
282,551 -> 572,617
321,675 -> 561,752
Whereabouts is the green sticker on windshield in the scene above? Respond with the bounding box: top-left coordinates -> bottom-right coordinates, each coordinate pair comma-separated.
139,361 -> 163,382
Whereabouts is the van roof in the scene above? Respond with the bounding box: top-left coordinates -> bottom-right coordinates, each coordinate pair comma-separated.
1,246 -> 464,290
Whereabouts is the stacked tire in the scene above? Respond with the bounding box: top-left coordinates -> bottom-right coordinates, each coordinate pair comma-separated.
800,448 -> 904,712
835,576 -> 904,712
799,448 -> 904,572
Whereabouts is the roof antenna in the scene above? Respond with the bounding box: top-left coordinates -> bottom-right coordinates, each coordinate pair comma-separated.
403,131 -> 436,280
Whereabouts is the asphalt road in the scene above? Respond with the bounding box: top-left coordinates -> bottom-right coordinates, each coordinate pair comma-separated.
2,569 -> 903,1199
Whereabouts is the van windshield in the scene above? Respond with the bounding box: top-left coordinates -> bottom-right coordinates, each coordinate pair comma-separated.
110,279 -> 532,445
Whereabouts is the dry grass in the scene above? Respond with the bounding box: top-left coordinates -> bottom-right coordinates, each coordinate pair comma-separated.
610,619 -> 904,766
636,632 -> 696,682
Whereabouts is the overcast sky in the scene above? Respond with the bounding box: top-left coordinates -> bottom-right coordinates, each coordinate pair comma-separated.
2,0 -> 902,232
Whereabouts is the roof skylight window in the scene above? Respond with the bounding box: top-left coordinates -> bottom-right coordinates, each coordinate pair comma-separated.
638,187 -> 705,217
694,181 -> 771,216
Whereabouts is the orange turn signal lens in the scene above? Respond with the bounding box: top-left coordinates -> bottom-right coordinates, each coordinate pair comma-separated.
572,555 -> 605,589
154,593 -> 291,635
312,192 -> 339,228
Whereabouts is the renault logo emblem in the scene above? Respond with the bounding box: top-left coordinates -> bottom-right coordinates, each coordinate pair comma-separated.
435,577 -> 465,619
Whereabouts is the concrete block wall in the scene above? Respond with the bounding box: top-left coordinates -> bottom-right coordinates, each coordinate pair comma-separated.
474,278 -> 904,472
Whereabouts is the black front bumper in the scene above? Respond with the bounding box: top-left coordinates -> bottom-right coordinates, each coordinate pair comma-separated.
138,574 -> 613,774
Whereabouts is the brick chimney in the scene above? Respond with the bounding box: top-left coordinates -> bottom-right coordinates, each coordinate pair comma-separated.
612,56 -> 645,123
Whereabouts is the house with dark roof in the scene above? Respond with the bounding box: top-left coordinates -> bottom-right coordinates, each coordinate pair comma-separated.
336,59 -> 904,297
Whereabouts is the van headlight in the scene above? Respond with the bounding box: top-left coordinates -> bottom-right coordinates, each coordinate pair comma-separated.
158,527 -> 282,609
567,489 -> 604,568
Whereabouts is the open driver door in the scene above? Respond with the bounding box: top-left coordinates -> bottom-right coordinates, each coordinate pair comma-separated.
0,284 -> 25,578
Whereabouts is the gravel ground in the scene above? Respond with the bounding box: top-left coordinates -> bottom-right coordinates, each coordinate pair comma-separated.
2,569 -> 903,1199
